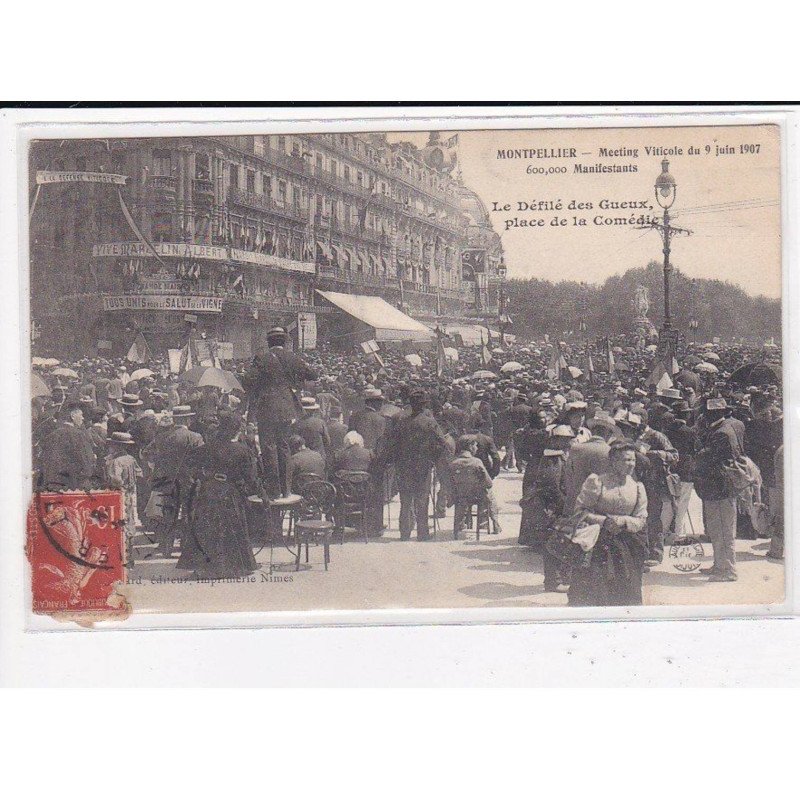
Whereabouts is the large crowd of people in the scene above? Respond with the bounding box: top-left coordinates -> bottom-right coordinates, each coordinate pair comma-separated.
31,325 -> 784,606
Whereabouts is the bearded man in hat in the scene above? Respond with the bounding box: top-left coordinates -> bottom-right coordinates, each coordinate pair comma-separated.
379,388 -> 449,541
242,326 -> 317,498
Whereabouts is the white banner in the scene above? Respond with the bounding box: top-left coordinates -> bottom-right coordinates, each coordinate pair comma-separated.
37,171 -> 128,185
102,295 -> 224,313
230,248 -> 316,274
93,242 -> 228,260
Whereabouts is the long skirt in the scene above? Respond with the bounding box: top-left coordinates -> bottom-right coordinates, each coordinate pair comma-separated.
568,533 -> 645,607
184,479 -> 257,579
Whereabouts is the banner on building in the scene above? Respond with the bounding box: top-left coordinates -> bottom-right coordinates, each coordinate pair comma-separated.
102,295 -> 223,313
230,248 -> 316,274
297,312 -> 317,350
36,171 -> 128,185
93,242 -> 228,261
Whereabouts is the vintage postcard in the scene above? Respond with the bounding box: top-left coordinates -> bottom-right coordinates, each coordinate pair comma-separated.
22,112 -> 787,625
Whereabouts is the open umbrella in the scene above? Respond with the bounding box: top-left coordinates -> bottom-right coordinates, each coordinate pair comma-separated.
614,360 -> 631,372
129,368 -> 155,381
404,353 -> 422,367
704,352 -> 720,362
443,347 -> 459,362
472,370 -> 496,380
197,367 -> 243,392
52,367 -> 79,379
492,347 -> 505,355
40,358 -> 60,367
567,365 -> 583,379
729,362 -> 779,386
179,366 -> 243,392
694,361 -> 719,374
500,361 -> 524,373
31,373 -> 50,399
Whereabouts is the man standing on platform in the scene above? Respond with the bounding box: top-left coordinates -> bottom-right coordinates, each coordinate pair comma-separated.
242,327 -> 317,499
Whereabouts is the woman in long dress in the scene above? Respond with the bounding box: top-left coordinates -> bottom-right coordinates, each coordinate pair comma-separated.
568,439 -> 648,607
184,412 -> 258,579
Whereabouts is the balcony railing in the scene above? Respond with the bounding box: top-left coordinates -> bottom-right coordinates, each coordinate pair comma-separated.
228,188 -> 308,223
260,146 -> 310,175
193,178 -> 214,196
150,175 -> 177,193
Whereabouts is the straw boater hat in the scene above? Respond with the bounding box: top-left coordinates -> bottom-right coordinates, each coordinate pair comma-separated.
300,396 -> 320,411
172,405 -> 195,419
120,393 -> 143,407
106,431 -> 136,446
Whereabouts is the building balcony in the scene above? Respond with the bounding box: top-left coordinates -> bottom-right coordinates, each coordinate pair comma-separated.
193,178 -> 214,199
261,146 -> 310,175
228,188 -> 308,223
150,174 -> 177,196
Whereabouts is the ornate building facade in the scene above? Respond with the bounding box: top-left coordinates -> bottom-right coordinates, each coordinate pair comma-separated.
29,132 -> 503,358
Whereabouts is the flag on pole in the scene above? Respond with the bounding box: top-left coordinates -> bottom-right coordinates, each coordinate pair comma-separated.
126,332 -> 150,364
605,337 -> 616,374
547,342 -> 568,381
648,361 -> 674,390
436,333 -> 446,378
179,339 -> 199,373
480,331 -> 492,366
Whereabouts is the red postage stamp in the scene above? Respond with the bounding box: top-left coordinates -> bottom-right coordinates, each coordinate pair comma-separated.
27,491 -> 128,617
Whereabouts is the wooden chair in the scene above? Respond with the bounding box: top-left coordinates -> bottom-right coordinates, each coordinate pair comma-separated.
332,470 -> 372,544
452,497 -> 494,541
294,480 -> 336,571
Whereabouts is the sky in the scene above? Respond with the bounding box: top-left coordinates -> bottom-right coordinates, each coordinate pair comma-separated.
387,125 -> 781,299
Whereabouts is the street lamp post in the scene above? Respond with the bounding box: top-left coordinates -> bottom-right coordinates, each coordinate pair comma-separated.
654,158 -> 677,329
497,261 -> 508,346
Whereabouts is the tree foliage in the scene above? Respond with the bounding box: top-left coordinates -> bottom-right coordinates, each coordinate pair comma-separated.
505,261 -> 781,342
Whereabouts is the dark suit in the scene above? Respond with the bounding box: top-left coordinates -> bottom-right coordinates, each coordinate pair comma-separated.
243,346 -> 316,497
382,410 -> 448,539
348,407 -> 387,451
39,422 -> 95,490
144,425 -> 203,556
287,448 -> 326,494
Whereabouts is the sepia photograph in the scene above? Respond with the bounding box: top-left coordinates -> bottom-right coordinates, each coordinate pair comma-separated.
22,117 -> 786,622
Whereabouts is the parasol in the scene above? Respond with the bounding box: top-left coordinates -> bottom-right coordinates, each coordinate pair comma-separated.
729,362 -> 779,386
567,365 -> 583,379
704,352 -> 720,362
129,368 -> 155,381
404,353 -> 422,367
31,372 -> 50,399
51,367 -> 79,379
492,347 -> 505,355
472,370 -> 496,379
179,366 -> 243,392
614,360 -> 631,372
694,361 -> 719,374
500,361 -> 524,373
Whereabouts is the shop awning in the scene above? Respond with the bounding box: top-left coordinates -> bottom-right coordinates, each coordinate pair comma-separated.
316,290 -> 433,342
